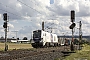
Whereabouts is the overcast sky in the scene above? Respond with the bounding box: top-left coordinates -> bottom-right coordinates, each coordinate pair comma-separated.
0,0 -> 90,39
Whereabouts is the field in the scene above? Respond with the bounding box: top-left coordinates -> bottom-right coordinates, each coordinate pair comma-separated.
63,44 -> 90,60
0,43 -> 33,50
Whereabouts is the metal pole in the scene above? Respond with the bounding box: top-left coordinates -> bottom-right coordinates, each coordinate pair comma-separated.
72,27 -> 74,42
42,22 -> 44,31
5,23 -> 8,51
79,21 -> 82,50
51,28 -> 52,33
70,23 -> 74,51
70,10 -> 75,51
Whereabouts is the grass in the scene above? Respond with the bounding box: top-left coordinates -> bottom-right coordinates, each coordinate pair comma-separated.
63,44 -> 90,60
0,42 -> 33,51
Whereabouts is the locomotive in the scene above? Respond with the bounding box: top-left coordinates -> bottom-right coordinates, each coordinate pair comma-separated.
31,30 -> 65,48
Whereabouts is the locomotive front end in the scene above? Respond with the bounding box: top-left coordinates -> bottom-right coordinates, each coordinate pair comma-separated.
31,30 -> 43,48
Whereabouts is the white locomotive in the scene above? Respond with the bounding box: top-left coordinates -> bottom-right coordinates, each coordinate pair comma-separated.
31,30 -> 65,48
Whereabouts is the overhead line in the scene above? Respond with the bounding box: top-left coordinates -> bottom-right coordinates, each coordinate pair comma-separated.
0,2 -> 18,12
29,0 -> 47,14
0,7 -> 30,21
29,0 -> 38,7
0,9 -> 21,17
0,2 -> 33,20
28,0 -> 56,20
0,2 -> 22,18
0,0 -> 48,21
17,0 -> 42,14
0,2 -> 21,17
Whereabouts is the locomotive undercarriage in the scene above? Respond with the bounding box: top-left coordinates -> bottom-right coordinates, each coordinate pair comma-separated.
31,42 -> 59,48
31,42 -> 43,48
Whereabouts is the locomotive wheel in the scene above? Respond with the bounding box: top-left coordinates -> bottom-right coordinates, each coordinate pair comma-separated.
54,43 -> 56,47
44,43 -> 49,47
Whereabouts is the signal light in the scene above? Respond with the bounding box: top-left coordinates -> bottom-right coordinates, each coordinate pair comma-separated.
3,22 -> 7,28
3,13 -> 7,21
71,10 -> 75,22
69,23 -> 76,29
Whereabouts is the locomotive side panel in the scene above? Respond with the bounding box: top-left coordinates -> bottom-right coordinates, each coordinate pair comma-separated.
41,31 -> 51,46
52,34 -> 58,43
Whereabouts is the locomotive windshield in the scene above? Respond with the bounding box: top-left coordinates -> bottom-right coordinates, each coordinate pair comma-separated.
33,30 -> 41,39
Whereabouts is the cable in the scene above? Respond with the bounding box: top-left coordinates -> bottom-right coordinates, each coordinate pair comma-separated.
0,2 -> 23,17
17,0 -> 42,14
0,2 -> 19,12
0,8 -> 32,21
0,9 -> 21,18
0,2 -> 21,17
28,0 -> 48,15
29,0 -> 44,9
0,2 -> 33,20
17,0 -> 54,22
29,0 -> 37,6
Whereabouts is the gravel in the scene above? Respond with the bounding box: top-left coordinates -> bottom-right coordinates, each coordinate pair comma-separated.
17,50 -> 64,60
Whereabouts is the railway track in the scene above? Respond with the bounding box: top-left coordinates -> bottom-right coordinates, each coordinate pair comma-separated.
0,46 -> 70,60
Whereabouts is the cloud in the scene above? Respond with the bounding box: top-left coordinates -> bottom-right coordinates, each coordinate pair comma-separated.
8,23 -> 14,28
0,14 -> 2,19
0,0 -> 90,38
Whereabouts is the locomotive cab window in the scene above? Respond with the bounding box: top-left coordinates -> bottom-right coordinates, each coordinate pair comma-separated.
33,30 -> 41,38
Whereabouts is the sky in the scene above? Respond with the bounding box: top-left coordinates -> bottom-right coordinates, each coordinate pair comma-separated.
0,0 -> 90,39
50,0 -> 54,4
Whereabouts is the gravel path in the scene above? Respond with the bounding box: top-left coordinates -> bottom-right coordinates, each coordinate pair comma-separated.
0,46 -> 71,60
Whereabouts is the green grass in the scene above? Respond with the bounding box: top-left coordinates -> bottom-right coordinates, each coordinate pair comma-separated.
63,44 -> 90,60
0,42 -> 33,51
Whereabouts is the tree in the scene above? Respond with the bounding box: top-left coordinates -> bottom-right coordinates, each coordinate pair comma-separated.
17,38 -> 19,40
23,37 -> 28,40
74,38 -> 79,45
1,36 -> 4,39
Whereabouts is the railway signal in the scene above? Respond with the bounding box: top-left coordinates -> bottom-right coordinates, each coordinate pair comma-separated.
71,10 -> 75,22
69,23 -> 76,29
70,10 -> 75,51
3,13 -> 7,21
3,13 -> 8,28
3,13 -> 8,51
3,22 -> 7,28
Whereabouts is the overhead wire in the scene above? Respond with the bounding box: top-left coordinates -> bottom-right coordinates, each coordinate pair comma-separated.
29,0 -> 59,21
0,9 -> 32,21
28,0 -> 56,26
28,0 -> 48,16
0,0 -> 44,19
0,9 -> 20,17
17,0 -> 51,21
17,0 -> 42,15
29,0 -> 69,33
0,2 -> 33,21
0,0 -> 48,21
29,0 -> 38,6
28,1 -> 48,13
0,0 -> 70,36
29,0 -> 59,32
0,2 -> 23,20
17,0 -> 50,27
0,2 -> 37,29
0,2 -> 19,12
